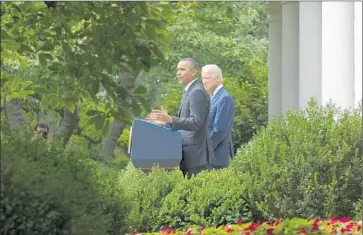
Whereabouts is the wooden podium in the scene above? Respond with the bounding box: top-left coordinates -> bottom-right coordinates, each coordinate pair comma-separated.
128,119 -> 182,171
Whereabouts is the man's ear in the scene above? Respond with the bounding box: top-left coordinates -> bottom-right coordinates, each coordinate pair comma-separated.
192,69 -> 197,77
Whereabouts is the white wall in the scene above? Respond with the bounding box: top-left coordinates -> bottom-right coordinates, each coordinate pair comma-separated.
355,1 -> 362,108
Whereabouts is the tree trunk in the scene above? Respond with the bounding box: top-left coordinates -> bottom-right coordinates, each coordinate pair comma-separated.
99,69 -> 139,160
53,107 -> 80,147
99,119 -> 125,160
5,98 -> 26,135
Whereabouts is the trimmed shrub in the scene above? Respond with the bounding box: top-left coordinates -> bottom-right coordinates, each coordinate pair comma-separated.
118,166 -> 184,233
0,134 -> 130,235
155,168 -> 260,230
231,100 -> 362,219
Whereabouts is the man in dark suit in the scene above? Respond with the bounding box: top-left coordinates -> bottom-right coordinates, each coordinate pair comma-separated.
202,64 -> 235,169
147,58 -> 215,177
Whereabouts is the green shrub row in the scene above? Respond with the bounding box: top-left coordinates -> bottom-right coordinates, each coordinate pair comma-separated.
231,101 -> 362,219
1,101 -> 361,234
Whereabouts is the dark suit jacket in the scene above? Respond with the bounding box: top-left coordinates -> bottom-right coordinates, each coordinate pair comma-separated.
169,80 -> 215,170
208,86 -> 235,167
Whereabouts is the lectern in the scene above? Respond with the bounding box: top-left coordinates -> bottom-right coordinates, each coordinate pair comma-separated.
129,119 -> 182,170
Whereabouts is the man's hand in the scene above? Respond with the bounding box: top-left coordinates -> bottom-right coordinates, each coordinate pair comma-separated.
145,109 -> 172,124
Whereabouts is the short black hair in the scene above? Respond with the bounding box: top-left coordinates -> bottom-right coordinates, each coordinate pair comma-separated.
179,57 -> 199,70
34,123 -> 49,132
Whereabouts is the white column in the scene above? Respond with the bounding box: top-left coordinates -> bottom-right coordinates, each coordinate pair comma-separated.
322,2 -> 355,109
267,2 -> 282,120
299,2 -> 322,109
354,2 -> 362,109
281,2 -> 299,114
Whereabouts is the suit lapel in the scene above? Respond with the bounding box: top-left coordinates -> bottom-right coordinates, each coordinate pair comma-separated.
211,87 -> 224,104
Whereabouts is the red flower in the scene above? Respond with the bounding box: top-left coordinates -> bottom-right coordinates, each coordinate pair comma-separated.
357,224 -> 362,231
299,228 -> 307,234
186,228 -> 193,235
236,219 -> 244,225
249,223 -> 260,231
339,217 -> 351,223
225,227 -> 234,233
345,222 -> 354,231
161,227 -> 174,234
266,228 -> 274,235
199,226 -> 204,233
328,217 -> 338,225
332,228 -> 337,234
312,223 -> 319,231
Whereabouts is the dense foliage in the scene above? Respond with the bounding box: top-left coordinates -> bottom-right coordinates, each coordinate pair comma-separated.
1,1 -> 269,159
140,1 -> 269,151
1,2 -> 361,235
1,102 -> 361,234
1,134 -> 129,235
232,100 -> 362,220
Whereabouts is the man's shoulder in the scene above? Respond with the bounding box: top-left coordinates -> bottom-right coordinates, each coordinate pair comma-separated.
215,88 -> 233,102
190,81 -> 208,95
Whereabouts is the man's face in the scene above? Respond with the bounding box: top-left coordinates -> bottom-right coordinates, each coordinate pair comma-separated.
202,69 -> 220,94
36,127 -> 48,139
176,61 -> 197,86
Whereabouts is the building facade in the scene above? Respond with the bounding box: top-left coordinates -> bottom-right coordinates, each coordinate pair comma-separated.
267,2 -> 362,120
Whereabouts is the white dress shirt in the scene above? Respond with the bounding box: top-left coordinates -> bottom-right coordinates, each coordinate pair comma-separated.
184,79 -> 197,93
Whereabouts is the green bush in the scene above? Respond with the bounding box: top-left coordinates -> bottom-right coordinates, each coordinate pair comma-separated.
231,100 -> 362,219
0,134 -> 130,235
155,168 -> 260,230
118,166 -> 184,233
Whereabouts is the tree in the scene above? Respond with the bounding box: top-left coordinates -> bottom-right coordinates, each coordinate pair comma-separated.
1,2 -> 173,149
140,2 -> 269,150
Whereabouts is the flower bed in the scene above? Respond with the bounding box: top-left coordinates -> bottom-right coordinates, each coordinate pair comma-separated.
131,218 -> 362,235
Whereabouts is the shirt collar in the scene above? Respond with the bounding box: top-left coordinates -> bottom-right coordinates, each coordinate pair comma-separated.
211,84 -> 223,99
184,79 -> 197,93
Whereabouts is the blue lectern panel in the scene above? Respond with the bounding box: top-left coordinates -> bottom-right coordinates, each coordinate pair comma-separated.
130,119 -> 182,169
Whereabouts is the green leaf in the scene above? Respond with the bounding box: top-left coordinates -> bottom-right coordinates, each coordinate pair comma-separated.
49,97 -> 59,109
134,85 -> 147,94
48,63 -> 61,72
1,31 -> 12,40
39,42 -> 55,51
20,44 -> 33,53
110,106 -> 132,121
90,81 -> 100,95
101,73 -> 117,87
64,99 -> 76,113
150,43 -> 165,60
39,54 -> 47,66
88,115 -> 105,130
34,86 -> 51,95
39,53 -> 53,65
21,81 -> 33,89
79,90 -> 89,100
61,41 -> 71,53
86,110 -> 103,116
131,99 -> 141,116
40,95 -> 53,109
136,95 -> 150,112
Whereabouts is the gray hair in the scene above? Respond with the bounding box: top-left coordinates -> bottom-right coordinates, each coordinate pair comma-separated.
201,64 -> 223,80
179,57 -> 199,70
